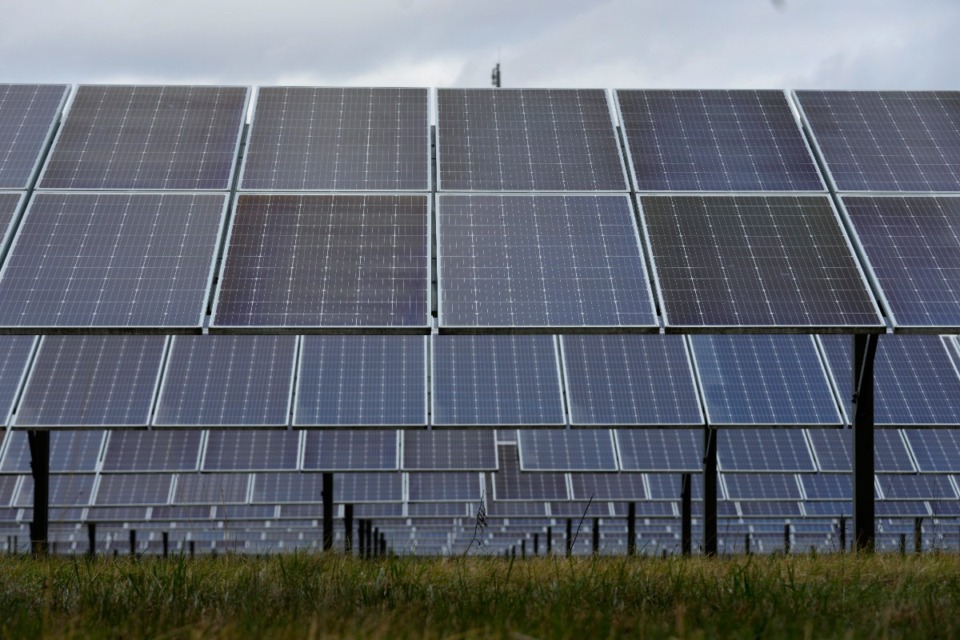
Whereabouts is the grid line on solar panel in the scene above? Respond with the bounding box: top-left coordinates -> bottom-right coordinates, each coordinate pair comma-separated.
431,335 -> 565,427
795,91 -> 960,193
616,90 -> 825,192
401,431 -> 497,470
689,335 -> 842,426
560,335 -> 703,426
437,88 -> 627,192
240,87 -> 429,191
615,429 -> 702,471
839,196 -> 960,331
294,336 -> 425,426
38,85 -> 248,190
0,192 -> 228,331
13,336 -> 166,428
639,195 -> 884,331
818,335 -> 960,426
438,194 -> 657,330
517,430 -> 618,472
0,85 -> 69,189
0,336 -> 36,426
211,194 -> 430,331
718,429 -> 816,472
154,336 -> 296,427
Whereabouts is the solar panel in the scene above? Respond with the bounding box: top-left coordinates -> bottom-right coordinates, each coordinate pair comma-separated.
295,336 -> 425,426
795,91 -> 960,192
402,431 -> 497,471
250,473 -> 320,504
437,89 -> 627,191
569,473 -> 646,501
406,503 -> 470,518
818,335 -> 960,426
154,336 -> 296,426
904,430 -> 960,472
335,473 -> 402,503
806,428 -> 915,472
17,474 -> 95,507
0,336 -> 35,425
517,430 -> 617,472
0,192 -> 228,331
38,85 -> 247,190
438,194 -> 657,330
174,473 -> 249,504
408,473 -> 482,502
302,431 -> 399,471
877,474 -> 957,500
14,336 -> 166,427
241,87 -> 428,191
718,429 -> 816,472
800,474 -> 851,500
101,431 -> 202,472
0,475 -> 15,506
94,474 -> 172,506
491,445 -> 567,501
561,335 -> 703,426
432,335 -> 564,427
615,429 -> 702,472
689,335 -> 842,426
646,474 -> 704,500
202,431 -> 299,472
840,196 -> 960,330
640,195 -> 883,330
739,502 -> 803,518
616,90 -> 824,192
0,84 -> 68,189
803,501 -> 851,517
723,473 -> 801,500
0,192 -> 24,253
212,194 -> 429,330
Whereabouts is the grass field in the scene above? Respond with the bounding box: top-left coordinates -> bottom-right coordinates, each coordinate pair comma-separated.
1,553 -> 959,638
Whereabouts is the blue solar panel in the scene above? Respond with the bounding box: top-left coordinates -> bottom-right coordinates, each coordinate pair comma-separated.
719,429 -> 815,472
295,336 -> 426,427
517,430 -> 617,472
646,474 -> 704,500
202,431 -> 299,472
102,431 -> 202,472
690,335 -> 841,426
616,90 -> 824,192
251,473 -> 321,504
408,473 -> 481,502
17,474 -> 96,507
95,474 -> 172,506
15,336 -> 166,427
402,431 -> 497,471
155,336 -> 296,427
841,196 -> 960,330
806,428 -> 915,473
723,473 -> 801,500
492,445 -> 567,501
302,431 -> 399,471
0,84 -> 69,189
878,475 -> 956,500
0,336 -> 36,425
335,473 -> 403,503
174,473 -> 249,504
819,335 -> 960,426
615,429 -> 701,472
569,473 -> 646,501
432,336 -> 564,427
438,194 -> 657,330
904,430 -> 960,472
739,501 -> 802,518
800,474 -> 851,500
0,192 -> 24,254
876,501 -> 930,517
561,335 -> 703,426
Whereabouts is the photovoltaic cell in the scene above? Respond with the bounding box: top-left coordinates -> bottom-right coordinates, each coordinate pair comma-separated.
302,431 -> 398,471
689,335 -> 842,426
174,473 -> 249,504
0,336 -> 36,425
616,90 -> 823,192
202,431 -> 299,471
518,430 -> 617,471
570,473 -> 646,501
718,429 -> 815,472
0,84 -> 68,189
806,428 -> 915,472
877,474 -> 956,500
491,445 -> 567,501
101,431 -> 202,472
155,336 -> 296,426
408,473 -> 481,502
95,474 -> 171,505
723,473 -> 801,500
402,431 -> 497,471
437,89 -> 626,191
0,192 -> 228,330
438,194 -> 656,330
904,430 -> 960,472
14,336 -> 166,427
241,87 -> 428,191
840,196 -> 960,330
800,474 -> 851,500
640,195 -> 882,330
432,335 -> 564,426
646,473 -> 704,500
615,429 -> 701,472
39,85 -> 247,190
818,335 -> 960,426
251,473 -> 321,504
561,335 -> 703,425
796,91 -> 960,192
212,194 -> 429,330
335,473 -> 402,503
295,336 -> 425,426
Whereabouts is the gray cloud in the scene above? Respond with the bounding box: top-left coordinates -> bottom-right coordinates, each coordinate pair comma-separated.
0,0 -> 957,89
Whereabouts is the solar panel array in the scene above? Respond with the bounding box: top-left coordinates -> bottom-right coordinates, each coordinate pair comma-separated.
0,84 -> 68,189
616,90 -> 823,192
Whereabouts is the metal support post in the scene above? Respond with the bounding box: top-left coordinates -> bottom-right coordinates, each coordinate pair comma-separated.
681,474 -> 692,556
839,515 -> 846,553
162,532 -> 169,559
28,430 -> 50,556
533,533 -> 539,556
358,519 -> 366,558
914,517 -> 923,554
322,473 -> 334,551
745,533 -> 751,555
87,523 -> 96,559
784,524 -> 791,555
703,427 -> 718,556
565,518 -> 573,557
546,526 -> 552,555
852,334 -> 878,552
129,529 -> 137,557
627,502 -> 636,556
344,504 -> 354,555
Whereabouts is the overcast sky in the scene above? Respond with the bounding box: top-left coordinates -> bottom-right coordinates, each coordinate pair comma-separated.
2,0 -> 957,89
